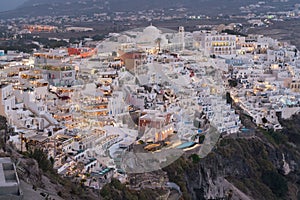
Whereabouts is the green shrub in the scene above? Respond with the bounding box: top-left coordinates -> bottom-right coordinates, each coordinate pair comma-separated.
262,171 -> 288,198
190,154 -> 201,163
28,148 -> 53,172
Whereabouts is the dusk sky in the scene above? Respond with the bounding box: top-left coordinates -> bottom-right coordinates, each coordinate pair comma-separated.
0,0 -> 27,12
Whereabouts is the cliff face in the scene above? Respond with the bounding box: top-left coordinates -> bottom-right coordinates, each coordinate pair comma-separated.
164,136 -> 300,200
97,115 -> 300,200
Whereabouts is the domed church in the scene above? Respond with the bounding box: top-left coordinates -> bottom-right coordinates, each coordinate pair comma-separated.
136,24 -> 168,48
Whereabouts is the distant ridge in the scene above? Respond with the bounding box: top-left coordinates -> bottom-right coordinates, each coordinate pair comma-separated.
0,0 -> 298,19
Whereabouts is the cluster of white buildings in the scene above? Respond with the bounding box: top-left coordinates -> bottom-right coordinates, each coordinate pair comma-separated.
185,29 -> 299,130
0,23 -> 299,189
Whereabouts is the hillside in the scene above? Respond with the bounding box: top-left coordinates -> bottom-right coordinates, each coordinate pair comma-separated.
100,114 -> 300,199
0,0 -> 298,19
162,114 -> 300,199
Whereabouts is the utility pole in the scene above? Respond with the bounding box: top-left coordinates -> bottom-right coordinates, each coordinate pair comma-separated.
20,133 -> 23,153
4,122 -> 8,152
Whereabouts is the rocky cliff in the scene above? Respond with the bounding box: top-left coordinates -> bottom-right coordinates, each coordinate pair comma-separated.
99,114 -> 300,200
163,118 -> 300,200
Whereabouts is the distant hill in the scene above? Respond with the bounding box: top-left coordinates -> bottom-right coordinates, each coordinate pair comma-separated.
0,0 -> 27,12
0,0 -> 298,19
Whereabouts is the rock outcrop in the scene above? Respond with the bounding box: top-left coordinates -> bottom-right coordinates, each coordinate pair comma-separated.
164,136 -> 300,200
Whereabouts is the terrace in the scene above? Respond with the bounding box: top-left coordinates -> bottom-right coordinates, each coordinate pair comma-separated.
37,65 -> 74,71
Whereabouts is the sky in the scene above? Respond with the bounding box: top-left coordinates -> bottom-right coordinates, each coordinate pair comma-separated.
0,0 -> 27,12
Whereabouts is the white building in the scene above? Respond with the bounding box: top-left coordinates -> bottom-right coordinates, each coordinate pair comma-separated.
108,91 -> 126,116
200,31 -> 237,56
0,84 -> 15,117
267,49 -> 285,63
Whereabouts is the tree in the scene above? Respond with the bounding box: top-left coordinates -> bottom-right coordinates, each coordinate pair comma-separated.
0,116 -> 7,130
228,79 -> 238,87
226,92 -> 232,104
112,51 -> 117,57
190,154 -> 201,163
155,38 -> 162,52
28,148 -> 53,172
0,115 -> 7,151
92,34 -> 105,41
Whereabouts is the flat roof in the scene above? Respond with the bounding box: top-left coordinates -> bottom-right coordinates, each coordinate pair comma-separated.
0,157 -> 19,187
28,134 -> 48,143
